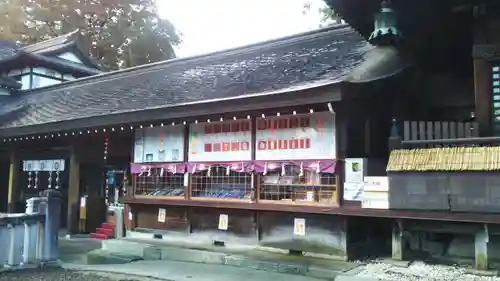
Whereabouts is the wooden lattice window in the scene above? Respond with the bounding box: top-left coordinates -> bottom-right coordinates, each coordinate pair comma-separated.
259,165 -> 338,205
133,168 -> 185,197
191,166 -> 253,200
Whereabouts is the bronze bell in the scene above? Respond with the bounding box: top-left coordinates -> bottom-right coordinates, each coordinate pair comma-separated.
369,0 -> 401,44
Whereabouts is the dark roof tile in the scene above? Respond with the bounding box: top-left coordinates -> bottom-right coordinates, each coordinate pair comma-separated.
0,25 -> 372,130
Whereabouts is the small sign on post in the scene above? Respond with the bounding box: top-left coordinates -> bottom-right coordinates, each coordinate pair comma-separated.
157,208 -> 166,223
218,214 -> 229,230
294,218 -> 306,236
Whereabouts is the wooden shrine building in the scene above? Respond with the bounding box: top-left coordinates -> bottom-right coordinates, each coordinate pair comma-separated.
2,0 -> 500,270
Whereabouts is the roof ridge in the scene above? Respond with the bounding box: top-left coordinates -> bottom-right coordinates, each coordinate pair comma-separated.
21,29 -> 79,50
21,24 -> 356,94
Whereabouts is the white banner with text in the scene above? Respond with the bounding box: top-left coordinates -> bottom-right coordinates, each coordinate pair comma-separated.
188,120 -> 252,162
255,111 -> 336,161
134,125 -> 185,163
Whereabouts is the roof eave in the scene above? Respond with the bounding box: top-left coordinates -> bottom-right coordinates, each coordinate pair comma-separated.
0,52 -> 101,76
0,83 -> 342,137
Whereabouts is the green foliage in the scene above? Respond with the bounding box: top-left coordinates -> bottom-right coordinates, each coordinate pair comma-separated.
303,1 -> 342,28
0,0 -> 182,70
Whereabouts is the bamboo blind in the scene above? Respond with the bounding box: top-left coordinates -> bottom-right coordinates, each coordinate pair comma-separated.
387,147 -> 500,172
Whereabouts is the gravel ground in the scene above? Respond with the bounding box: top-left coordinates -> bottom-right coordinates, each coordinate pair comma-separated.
0,268 -> 170,281
356,261 -> 500,281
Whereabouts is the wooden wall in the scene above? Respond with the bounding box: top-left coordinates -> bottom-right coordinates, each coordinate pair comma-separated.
389,172 -> 500,213
259,211 -> 347,257
129,203 -> 348,258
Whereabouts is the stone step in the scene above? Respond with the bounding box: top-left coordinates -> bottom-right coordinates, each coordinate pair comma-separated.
101,238 -> 359,280
86,249 -> 143,265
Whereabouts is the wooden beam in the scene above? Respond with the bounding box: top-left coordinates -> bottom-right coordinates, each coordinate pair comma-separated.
124,197 -> 500,224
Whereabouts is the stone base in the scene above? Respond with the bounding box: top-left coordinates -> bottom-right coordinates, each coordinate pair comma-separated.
99,238 -> 360,279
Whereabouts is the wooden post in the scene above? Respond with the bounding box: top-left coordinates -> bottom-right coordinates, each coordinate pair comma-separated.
392,219 -> 404,260
7,151 -> 19,213
473,58 -> 491,136
185,173 -> 192,200
67,146 -> 81,234
475,224 -> 489,270
254,173 -> 260,203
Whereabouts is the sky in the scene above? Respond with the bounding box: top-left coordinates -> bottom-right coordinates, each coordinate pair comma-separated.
157,0 -> 326,57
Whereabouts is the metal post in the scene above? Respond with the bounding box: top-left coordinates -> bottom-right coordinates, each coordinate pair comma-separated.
43,190 -> 61,262
7,223 -> 15,267
115,207 -> 124,239
36,220 -> 44,261
22,221 -> 30,265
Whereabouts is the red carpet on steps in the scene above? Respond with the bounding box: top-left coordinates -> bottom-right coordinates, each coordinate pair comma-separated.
90,222 -> 114,240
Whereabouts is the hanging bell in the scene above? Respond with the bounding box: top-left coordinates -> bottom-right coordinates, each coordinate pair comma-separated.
368,0 -> 401,44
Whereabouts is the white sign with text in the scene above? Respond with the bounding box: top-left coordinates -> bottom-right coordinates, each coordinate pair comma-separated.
134,125 -> 185,163
23,159 -> 65,172
218,214 -> 229,230
294,218 -> 306,236
255,112 -> 336,161
188,120 -> 252,162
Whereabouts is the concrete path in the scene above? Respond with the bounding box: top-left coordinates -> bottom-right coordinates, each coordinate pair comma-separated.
59,237 -> 101,264
62,260 -> 329,281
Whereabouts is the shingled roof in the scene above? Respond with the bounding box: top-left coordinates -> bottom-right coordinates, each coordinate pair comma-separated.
0,32 -> 101,77
0,25 -> 374,136
20,30 -> 80,54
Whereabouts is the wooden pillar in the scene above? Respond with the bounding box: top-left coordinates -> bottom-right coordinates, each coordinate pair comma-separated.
7,151 -> 19,213
124,204 -> 136,231
392,219 -> 404,260
474,224 -> 489,270
67,147 -> 81,234
472,9 -> 500,136
473,57 -> 491,136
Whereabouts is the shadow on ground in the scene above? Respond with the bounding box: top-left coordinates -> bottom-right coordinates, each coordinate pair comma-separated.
59,238 -> 102,264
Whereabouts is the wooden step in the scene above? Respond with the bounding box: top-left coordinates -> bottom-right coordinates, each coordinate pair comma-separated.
96,227 -> 114,236
90,233 -> 109,240
101,223 -> 114,230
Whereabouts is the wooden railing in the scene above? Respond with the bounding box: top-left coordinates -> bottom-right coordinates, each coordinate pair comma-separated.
388,120 -> 495,149
402,121 -> 479,141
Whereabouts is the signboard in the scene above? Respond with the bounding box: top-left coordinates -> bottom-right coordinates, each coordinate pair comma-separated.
22,159 -> 65,172
343,182 -> 363,201
294,218 -> 306,236
361,177 -> 392,209
363,177 -> 389,192
218,214 -> 229,230
134,125 -> 185,163
345,158 -> 367,184
255,112 -> 335,161
189,120 -> 252,162
344,176 -> 389,208
157,208 -> 166,223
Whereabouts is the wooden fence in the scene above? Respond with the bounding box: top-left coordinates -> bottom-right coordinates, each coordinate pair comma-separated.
402,121 -> 479,141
